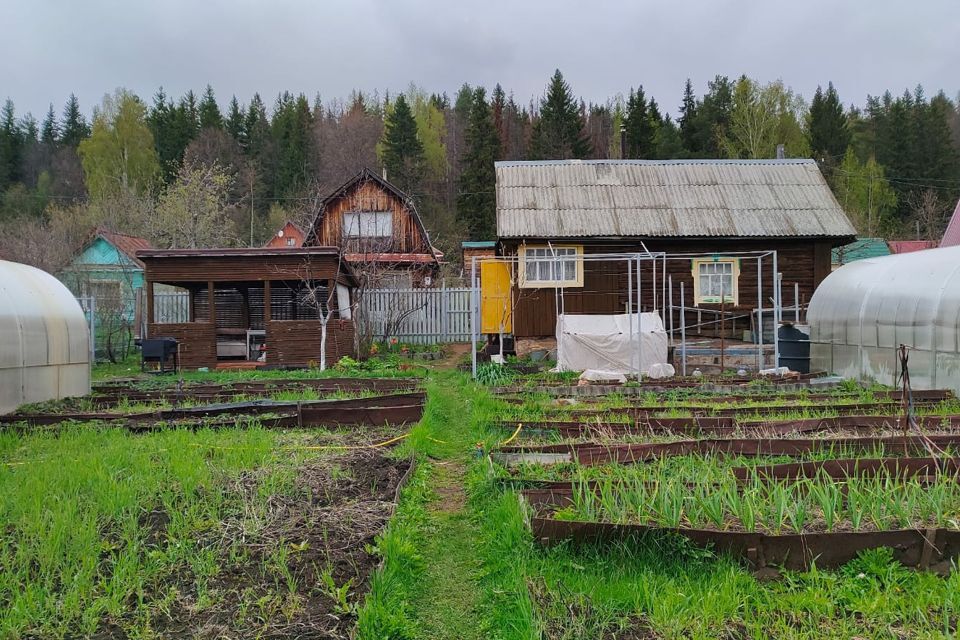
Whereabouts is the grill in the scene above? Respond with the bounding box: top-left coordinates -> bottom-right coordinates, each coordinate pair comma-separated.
140,337 -> 179,373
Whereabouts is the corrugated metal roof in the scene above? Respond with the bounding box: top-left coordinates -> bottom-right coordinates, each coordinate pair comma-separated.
95,229 -> 153,268
832,237 -> 890,265
496,159 -> 857,239
887,240 -> 937,254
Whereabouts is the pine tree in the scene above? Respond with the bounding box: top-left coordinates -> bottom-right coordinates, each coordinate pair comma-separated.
807,82 -> 850,165
654,114 -> 684,159
623,86 -> 656,158
225,96 -> 246,144
530,70 -> 590,160
270,92 -> 313,198
148,88 -> 175,181
380,94 -> 425,194
491,84 -> 506,152
695,75 -> 734,156
457,88 -> 500,239
41,104 -> 58,145
198,85 -> 223,129
678,78 -> 699,155
60,94 -> 90,147
0,99 -> 22,191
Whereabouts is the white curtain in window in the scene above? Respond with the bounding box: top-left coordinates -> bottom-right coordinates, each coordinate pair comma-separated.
336,284 -> 352,319
343,212 -> 392,238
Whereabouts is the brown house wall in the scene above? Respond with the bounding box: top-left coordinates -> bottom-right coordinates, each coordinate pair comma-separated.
310,180 -> 430,254
503,239 -> 833,338
266,320 -> 355,366
146,322 -> 218,369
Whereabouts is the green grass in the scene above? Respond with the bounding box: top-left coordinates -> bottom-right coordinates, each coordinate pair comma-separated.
0,423 -> 279,637
13,360 -> 960,638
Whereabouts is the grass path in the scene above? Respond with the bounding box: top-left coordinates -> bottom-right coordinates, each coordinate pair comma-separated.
405,459 -> 484,640
357,371 -> 501,639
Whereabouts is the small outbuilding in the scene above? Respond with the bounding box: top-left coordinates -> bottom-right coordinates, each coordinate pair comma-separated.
140,247 -> 357,369
808,245 -> 960,392
0,260 -> 90,414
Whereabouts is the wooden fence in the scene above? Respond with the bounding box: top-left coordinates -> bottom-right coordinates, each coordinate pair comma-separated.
149,287 -> 473,344
356,287 -> 472,344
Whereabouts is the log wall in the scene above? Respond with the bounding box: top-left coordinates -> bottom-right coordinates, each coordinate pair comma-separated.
146,322 -> 217,369
503,239 -> 834,338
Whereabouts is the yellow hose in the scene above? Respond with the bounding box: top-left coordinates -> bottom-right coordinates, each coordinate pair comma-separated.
500,423 -> 523,446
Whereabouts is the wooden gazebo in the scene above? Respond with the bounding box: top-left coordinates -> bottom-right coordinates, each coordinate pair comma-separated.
138,247 -> 356,369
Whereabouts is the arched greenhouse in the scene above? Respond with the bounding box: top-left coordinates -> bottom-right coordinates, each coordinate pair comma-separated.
808,245 -> 960,392
0,260 -> 90,414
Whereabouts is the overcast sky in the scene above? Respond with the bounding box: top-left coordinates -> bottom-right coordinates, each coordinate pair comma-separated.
4,0 -> 959,120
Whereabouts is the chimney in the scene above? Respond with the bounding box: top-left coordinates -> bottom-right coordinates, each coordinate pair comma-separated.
382,167 -> 388,181
620,125 -> 627,160
776,144 -> 785,159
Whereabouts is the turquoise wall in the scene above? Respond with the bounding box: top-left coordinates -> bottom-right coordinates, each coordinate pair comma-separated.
61,237 -> 144,319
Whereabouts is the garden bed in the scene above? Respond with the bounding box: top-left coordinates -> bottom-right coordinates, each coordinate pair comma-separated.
2,391 -> 427,430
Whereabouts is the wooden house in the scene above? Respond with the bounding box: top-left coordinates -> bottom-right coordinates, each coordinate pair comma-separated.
139,247 -> 356,369
304,168 -> 442,286
60,228 -> 153,319
265,221 -> 305,248
495,159 -> 856,340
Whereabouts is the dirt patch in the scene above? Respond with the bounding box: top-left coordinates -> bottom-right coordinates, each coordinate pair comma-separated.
99,449 -> 410,639
430,461 -> 467,513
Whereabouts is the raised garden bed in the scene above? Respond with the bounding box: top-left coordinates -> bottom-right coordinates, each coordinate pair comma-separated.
1,391 -> 427,430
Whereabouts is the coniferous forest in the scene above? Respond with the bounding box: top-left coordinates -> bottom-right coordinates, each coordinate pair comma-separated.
1,70 -> 959,271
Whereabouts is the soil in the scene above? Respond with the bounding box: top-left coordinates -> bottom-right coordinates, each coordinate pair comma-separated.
97,449 -> 410,639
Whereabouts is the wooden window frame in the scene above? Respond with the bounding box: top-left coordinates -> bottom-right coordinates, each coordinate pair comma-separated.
692,257 -> 740,306
518,244 -> 584,288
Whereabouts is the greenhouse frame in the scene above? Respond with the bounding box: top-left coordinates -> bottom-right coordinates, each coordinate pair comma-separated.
808,245 -> 960,392
0,260 -> 91,414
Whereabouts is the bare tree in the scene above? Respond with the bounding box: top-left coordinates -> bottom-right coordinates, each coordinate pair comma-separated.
312,97 -> 383,194
909,189 -> 950,242
289,255 -> 349,371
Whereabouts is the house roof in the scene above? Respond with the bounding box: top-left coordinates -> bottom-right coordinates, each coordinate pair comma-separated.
137,247 -> 341,259
495,159 -> 857,240
940,198 -> 960,248
91,229 -> 153,268
832,237 -> 890,265
462,241 -> 496,249
888,240 -> 938,254
306,167 -> 441,264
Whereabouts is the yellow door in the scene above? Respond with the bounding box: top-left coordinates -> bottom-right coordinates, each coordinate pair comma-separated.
480,260 -> 512,334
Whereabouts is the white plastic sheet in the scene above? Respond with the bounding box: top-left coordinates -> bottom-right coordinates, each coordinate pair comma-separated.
556,313 -> 668,375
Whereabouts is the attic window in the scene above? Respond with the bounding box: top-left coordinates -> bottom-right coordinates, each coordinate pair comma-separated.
343,211 -> 392,239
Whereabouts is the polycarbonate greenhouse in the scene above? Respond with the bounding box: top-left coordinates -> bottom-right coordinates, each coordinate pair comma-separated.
808,245 -> 960,392
0,260 -> 90,414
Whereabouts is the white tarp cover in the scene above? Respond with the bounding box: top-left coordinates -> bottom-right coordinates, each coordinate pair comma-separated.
808,245 -> 960,394
556,312 -> 668,374
0,260 -> 90,414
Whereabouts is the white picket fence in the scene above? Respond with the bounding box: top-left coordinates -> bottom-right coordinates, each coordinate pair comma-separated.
149,287 -> 473,344
357,287 -> 472,344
